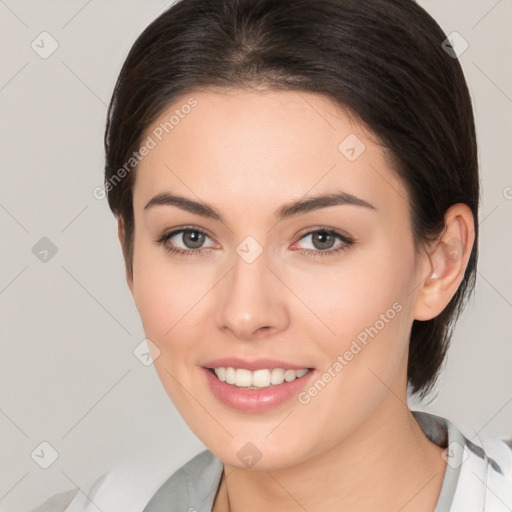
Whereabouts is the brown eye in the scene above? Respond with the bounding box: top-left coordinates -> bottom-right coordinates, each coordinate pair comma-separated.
156,227 -> 218,255
180,230 -> 206,249
290,228 -> 355,258
310,231 -> 337,250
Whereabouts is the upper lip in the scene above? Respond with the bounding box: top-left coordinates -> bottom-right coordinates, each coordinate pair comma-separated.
201,357 -> 313,371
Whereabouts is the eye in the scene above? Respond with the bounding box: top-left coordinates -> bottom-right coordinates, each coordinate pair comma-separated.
155,226 -> 354,258
291,228 -> 354,257
155,227 -> 218,256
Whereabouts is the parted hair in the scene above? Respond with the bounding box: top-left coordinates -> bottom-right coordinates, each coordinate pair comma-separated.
104,0 -> 479,399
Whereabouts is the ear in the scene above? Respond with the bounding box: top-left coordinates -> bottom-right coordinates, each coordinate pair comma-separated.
413,203 -> 475,321
117,215 -> 134,295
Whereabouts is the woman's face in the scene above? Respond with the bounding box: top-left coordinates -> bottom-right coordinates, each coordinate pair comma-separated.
126,89 -> 429,469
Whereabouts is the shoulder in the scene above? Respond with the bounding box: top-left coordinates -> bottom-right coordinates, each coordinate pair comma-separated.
453,428 -> 512,511
413,409 -> 512,511
28,450 -> 216,512
28,472 -> 108,512
29,488 -> 80,512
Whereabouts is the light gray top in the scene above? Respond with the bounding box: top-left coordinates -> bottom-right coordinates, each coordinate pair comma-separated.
31,410 -> 512,512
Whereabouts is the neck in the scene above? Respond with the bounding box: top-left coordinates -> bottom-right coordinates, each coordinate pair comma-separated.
214,396 -> 447,512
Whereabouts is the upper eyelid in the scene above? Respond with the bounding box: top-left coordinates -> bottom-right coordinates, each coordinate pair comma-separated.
160,225 -> 215,240
296,226 -> 351,238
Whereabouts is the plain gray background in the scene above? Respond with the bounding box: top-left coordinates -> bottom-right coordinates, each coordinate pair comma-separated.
1,1 -> 511,510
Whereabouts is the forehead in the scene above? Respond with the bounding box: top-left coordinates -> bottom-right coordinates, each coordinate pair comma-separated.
132,89 -> 409,219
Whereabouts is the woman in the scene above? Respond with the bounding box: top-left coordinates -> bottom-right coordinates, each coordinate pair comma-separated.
32,0 -> 512,510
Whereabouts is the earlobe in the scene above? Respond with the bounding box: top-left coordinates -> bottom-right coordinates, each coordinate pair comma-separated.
413,204 -> 475,321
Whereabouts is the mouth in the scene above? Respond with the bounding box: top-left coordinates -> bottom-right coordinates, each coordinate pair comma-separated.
201,361 -> 317,412
206,366 -> 314,389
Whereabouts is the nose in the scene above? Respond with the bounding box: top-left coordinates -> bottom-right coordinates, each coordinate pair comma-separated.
214,248 -> 289,341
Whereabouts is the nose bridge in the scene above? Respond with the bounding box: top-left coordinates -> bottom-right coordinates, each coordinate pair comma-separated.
215,241 -> 288,339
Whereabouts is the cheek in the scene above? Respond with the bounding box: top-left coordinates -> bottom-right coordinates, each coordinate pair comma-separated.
132,241 -> 211,341
294,251 -> 412,335
289,243 -> 415,385
131,251 -> 208,405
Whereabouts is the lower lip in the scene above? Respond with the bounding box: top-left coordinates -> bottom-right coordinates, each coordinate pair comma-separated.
201,367 -> 316,413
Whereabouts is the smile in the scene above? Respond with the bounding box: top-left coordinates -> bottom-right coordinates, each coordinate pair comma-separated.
202,364 -> 316,412
210,367 -> 310,389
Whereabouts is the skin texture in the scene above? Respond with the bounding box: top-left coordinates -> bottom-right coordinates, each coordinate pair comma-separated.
118,89 -> 475,511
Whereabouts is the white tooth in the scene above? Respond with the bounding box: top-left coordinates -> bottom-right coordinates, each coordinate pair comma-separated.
270,368 -> 285,385
214,367 -> 226,382
284,369 -> 297,382
252,369 -> 271,388
225,367 -> 236,384
216,367 -> 309,387
235,368 -> 252,387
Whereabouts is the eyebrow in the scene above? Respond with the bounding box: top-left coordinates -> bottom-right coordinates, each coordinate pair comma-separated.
143,191 -> 376,222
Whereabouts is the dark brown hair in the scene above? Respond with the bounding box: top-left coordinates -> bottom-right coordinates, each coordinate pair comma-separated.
104,0 -> 479,399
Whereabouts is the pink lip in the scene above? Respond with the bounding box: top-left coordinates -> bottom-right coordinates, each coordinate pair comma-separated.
200,366 -> 317,413
201,357 -> 313,371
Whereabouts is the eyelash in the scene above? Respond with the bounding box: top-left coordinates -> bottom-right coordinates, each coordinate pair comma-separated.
155,226 -> 355,258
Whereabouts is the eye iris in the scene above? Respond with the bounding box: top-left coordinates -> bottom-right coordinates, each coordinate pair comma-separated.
183,231 -> 205,249
312,231 -> 335,250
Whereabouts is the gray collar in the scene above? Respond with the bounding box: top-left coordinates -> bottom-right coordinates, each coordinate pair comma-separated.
412,410 -> 463,511
143,449 -> 223,512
